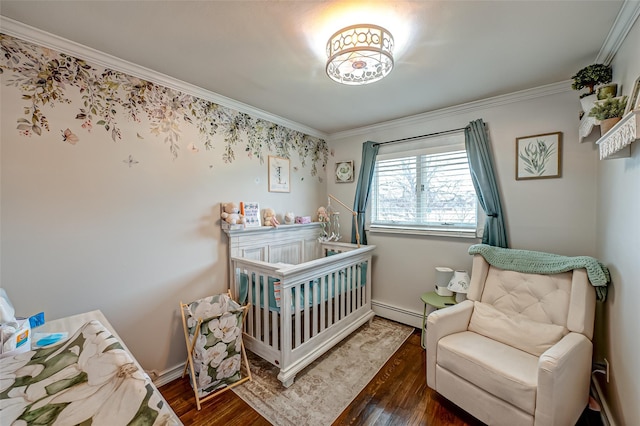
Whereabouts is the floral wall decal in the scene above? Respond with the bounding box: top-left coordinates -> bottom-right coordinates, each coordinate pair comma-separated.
0,34 -> 328,176
123,155 -> 139,168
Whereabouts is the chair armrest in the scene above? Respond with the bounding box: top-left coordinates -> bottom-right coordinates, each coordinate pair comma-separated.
535,332 -> 592,426
426,300 -> 474,388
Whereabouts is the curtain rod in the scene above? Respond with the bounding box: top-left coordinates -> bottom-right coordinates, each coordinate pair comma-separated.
374,127 -> 467,147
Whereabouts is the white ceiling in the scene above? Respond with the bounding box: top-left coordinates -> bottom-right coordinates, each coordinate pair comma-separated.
0,1 -> 629,136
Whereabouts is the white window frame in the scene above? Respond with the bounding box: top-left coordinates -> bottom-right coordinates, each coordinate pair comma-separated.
367,131 -> 484,239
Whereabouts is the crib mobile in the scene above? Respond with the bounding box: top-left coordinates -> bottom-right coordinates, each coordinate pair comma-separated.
319,194 -> 360,247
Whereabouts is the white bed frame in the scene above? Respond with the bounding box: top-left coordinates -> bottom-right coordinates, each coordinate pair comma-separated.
224,223 -> 375,387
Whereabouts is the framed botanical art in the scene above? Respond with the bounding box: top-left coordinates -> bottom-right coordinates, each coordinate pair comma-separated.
268,156 -> 290,192
335,160 -> 354,183
516,132 -> 562,180
623,75 -> 640,116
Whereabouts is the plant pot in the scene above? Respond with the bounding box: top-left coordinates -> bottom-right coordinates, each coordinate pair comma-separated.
600,117 -> 621,136
580,94 -> 598,113
597,84 -> 618,100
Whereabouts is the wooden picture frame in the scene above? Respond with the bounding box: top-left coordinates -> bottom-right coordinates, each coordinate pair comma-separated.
335,160 -> 354,183
623,75 -> 640,116
516,132 -> 562,180
268,156 -> 290,192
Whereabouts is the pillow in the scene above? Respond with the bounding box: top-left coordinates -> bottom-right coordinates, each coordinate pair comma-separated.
468,301 -> 567,356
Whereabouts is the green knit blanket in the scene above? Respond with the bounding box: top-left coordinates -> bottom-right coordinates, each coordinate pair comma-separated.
468,244 -> 609,301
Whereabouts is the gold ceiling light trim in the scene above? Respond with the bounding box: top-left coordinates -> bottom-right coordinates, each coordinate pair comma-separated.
326,24 -> 394,85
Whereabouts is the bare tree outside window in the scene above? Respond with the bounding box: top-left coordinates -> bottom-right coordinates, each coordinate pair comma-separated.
372,149 -> 477,230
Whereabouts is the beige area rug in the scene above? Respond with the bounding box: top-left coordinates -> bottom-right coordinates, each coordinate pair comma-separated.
232,317 -> 414,425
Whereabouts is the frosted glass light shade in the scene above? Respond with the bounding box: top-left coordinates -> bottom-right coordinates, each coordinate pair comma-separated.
447,270 -> 470,293
326,24 -> 394,85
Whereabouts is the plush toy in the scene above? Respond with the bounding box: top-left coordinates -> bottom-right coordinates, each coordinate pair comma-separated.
263,208 -> 280,227
317,206 -> 329,222
221,202 -> 245,225
284,212 -> 295,225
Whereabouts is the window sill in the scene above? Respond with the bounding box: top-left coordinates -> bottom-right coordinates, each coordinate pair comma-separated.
368,225 -> 480,239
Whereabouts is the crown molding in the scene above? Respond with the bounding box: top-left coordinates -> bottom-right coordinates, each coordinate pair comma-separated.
328,81 -> 571,141
329,1 -> 640,141
595,0 -> 640,65
0,16 -> 327,140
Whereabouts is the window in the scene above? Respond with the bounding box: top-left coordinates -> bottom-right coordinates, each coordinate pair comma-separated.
370,131 -> 481,237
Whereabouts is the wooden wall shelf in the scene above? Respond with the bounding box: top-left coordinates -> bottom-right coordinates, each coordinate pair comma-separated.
579,114 -> 598,143
596,110 -> 639,159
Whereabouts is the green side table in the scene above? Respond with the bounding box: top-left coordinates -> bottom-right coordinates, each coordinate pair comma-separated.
421,291 -> 457,349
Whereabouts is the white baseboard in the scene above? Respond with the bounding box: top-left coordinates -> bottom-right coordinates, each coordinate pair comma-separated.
371,300 -> 424,329
151,301 -> 426,387
147,363 -> 186,388
591,374 -> 616,426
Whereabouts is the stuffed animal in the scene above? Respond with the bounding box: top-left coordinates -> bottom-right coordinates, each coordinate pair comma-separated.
317,206 -> 329,222
221,202 -> 245,225
284,212 -> 295,225
263,208 -> 280,227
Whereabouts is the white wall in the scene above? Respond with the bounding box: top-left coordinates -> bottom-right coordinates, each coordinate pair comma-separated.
328,87 -> 599,326
0,35 -> 327,377
595,16 -> 640,426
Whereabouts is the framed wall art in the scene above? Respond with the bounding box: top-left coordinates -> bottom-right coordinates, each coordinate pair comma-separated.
268,156 -> 290,192
241,201 -> 261,227
623,75 -> 640,116
516,132 -> 562,180
335,160 -> 354,183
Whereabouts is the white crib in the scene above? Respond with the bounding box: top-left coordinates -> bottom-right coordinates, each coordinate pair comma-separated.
224,223 -> 375,387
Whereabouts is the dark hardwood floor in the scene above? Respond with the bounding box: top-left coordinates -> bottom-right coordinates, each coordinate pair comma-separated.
159,328 -> 603,426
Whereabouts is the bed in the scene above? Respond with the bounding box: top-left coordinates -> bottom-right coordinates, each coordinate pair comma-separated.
0,311 -> 181,426
224,223 -> 375,387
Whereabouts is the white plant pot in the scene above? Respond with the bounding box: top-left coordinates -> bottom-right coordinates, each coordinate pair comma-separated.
580,94 -> 598,114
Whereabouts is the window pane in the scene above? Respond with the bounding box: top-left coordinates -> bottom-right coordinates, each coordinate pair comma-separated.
372,148 -> 476,230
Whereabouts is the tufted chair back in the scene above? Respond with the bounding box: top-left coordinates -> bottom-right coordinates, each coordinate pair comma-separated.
466,254 -> 595,343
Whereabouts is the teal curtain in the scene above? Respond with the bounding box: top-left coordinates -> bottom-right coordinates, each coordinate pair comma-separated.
351,141 -> 379,245
465,119 -> 509,248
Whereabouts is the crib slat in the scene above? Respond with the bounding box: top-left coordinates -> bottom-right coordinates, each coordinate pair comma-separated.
244,269 -> 254,337
339,269 -> 345,320
294,286 -> 301,348
346,265 -> 352,316
333,271 -> 339,324
356,264 -> 362,309
312,280 -> 318,337
255,274 -> 263,343
320,275 -> 326,332
273,312 -> 279,349
303,281 -> 310,342
263,278 -> 270,345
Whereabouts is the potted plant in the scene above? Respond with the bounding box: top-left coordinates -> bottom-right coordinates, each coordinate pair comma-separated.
597,83 -> 618,100
589,95 -> 627,135
571,64 -> 613,113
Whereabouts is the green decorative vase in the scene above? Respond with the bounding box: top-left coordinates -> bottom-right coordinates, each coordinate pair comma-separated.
597,84 -> 618,100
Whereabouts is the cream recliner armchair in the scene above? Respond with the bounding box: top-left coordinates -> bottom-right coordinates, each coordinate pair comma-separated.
426,253 -> 597,426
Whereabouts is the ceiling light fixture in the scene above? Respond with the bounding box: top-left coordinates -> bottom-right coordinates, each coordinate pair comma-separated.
326,24 -> 394,85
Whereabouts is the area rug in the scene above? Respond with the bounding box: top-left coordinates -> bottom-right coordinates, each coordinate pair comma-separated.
232,317 -> 414,425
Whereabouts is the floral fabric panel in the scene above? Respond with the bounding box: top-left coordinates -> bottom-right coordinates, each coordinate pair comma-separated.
185,294 -> 245,397
0,320 -> 180,426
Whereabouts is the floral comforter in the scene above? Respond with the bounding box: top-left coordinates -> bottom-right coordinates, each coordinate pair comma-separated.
0,320 -> 181,425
